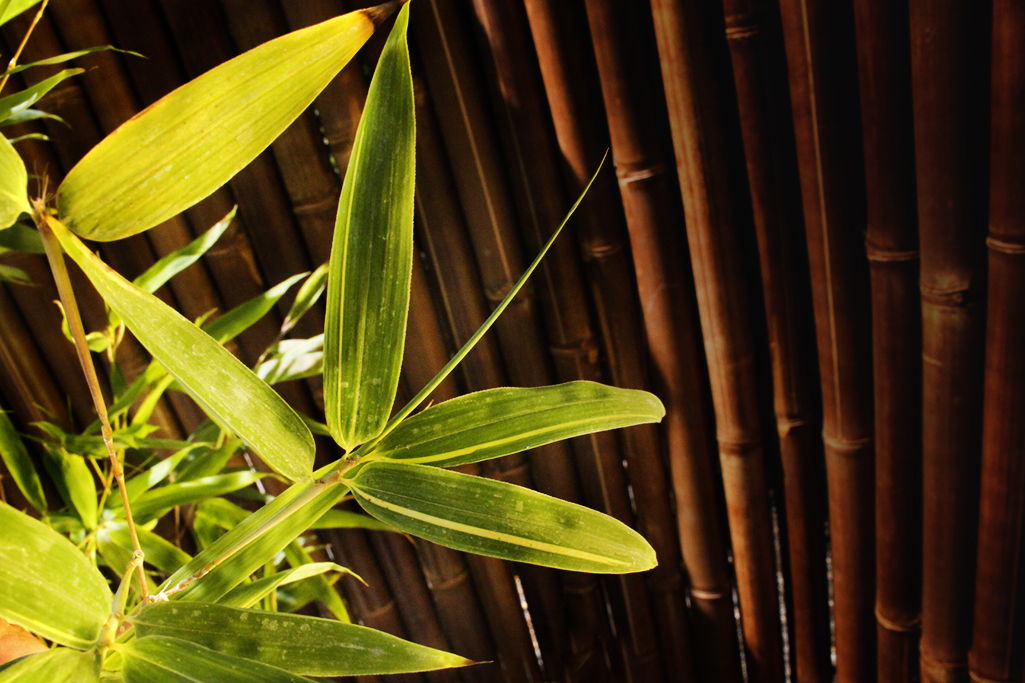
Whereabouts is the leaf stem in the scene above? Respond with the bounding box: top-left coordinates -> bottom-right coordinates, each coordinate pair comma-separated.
34,206 -> 150,603
0,0 -> 49,94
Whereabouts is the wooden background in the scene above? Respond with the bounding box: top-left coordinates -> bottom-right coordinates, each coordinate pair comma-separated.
1,1 -> 1022,682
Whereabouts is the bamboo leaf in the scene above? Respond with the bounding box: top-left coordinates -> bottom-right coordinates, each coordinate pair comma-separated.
56,7 -> 389,241
0,264 -> 30,284
218,562 -> 347,609
122,445 -> 201,503
132,208 -> 235,294
130,603 -> 472,676
175,438 -> 242,482
365,381 -> 665,468
256,336 -> 323,385
347,461 -> 657,573
281,264 -> 328,334
0,647 -> 98,682
0,225 -> 40,253
120,636 -> 313,683
47,217 -> 315,482
0,409 -> 46,512
202,273 -> 305,344
1,46 -> 143,76
0,0 -> 41,26
324,2 -> 415,451
126,471 -> 266,524
0,69 -> 85,125
310,508 -> 397,532
42,447 -> 97,529
107,524 -> 191,575
0,135 -> 29,230
0,502 -> 112,648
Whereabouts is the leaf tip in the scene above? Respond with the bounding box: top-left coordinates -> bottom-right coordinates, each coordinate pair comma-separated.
363,0 -> 407,27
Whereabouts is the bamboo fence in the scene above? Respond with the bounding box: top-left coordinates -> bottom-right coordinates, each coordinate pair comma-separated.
1,1 -> 1023,682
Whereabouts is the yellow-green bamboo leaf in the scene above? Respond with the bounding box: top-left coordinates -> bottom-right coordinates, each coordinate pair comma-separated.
324,2 -> 415,451
0,135 -> 29,230
0,647 -> 99,683
347,461 -> 657,573
55,5 -> 396,241
46,216 -> 315,482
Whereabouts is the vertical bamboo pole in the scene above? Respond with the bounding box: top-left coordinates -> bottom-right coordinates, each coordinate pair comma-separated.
909,1 -> 990,682
851,2 -> 923,682
719,2 -> 833,681
969,2 -> 1025,682
647,2 -> 784,682
775,1 -> 877,681
582,2 -> 742,682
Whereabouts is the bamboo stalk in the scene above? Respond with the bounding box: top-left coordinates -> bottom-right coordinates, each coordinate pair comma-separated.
850,2 -> 923,682
909,2 -> 990,682
775,1 -> 876,681
648,1 -> 786,682
718,1 -> 833,681
969,2 -> 1025,681
580,2 -> 743,682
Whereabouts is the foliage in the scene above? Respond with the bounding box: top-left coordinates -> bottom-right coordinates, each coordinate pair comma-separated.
0,1 -> 662,680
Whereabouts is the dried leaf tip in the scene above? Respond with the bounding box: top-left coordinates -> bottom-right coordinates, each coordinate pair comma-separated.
363,0 -> 407,27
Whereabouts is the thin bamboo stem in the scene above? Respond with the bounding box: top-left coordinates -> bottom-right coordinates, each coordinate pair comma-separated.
0,0 -> 49,93
969,2 -> 1025,681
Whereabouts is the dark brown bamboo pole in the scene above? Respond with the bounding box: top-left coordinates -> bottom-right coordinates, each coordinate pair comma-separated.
775,1 -> 877,681
719,2 -> 833,681
580,3 -> 744,683
909,2 -> 990,682
968,3 -> 1025,682
648,2 -> 785,682
850,2 -> 923,682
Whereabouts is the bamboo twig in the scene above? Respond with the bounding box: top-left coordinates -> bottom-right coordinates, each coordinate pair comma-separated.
0,0 -> 49,93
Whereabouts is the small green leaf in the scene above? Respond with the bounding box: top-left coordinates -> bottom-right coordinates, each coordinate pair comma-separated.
127,471 -> 266,524
366,381 -> 665,467
57,8 -> 384,241
42,447 -> 97,529
107,524 -> 191,575
0,263 -> 30,283
0,0 -> 41,26
0,502 -> 112,647
120,636 -> 312,683
0,135 -> 30,230
219,562 -> 347,609
0,647 -> 99,683
47,217 -> 315,482
122,445 -> 200,502
0,69 -> 85,125
175,438 -> 242,482
130,603 -> 472,676
310,508 -> 397,532
0,46 -> 144,76
0,409 -> 46,512
281,264 -> 327,334
133,208 -> 235,294
347,461 -> 657,573
202,273 -> 305,344
325,3 -> 415,451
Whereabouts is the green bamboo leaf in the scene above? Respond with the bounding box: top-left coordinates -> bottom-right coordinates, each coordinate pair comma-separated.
120,636 -> 313,683
279,542 -> 350,620
0,225 -> 40,252
202,273 -> 305,344
133,208 -> 235,294
281,263 -> 328,334
42,447 -> 97,529
0,502 -> 112,647
365,381 -> 665,468
219,562 -> 347,609
324,3 -> 415,451
130,603 -> 472,676
0,264 -> 30,283
0,135 -> 30,230
0,0 -> 41,25
56,6 -> 396,242
347,461 -> 657,573
106,524 -> 191,575
122,447 -> 198,502
310,508 -> 397,532
47,217 -> 315,482
127,471 -> 266,524
0,69 -> 84,125
1,46 -> 143,76
0,647 -> 98,683
256,335 -> 323,385
0,409 -> 46,512
175,438 -> 242,482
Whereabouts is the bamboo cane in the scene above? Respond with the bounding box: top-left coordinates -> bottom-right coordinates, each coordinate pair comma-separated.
850,2 -> 923,682
909,2 -> 990,682
648,1 -> 786,681
719,1 -> 833,681
775,1 -> 877,681
969,2 -> 1025,681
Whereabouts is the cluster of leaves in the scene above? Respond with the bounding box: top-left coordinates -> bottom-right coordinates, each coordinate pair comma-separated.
0,1 -> 663,681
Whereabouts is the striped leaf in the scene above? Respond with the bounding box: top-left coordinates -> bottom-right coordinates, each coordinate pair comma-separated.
324,2 -> 415,451
347,461 -> 657,573
120,637 -> 310,683
55,6 -> 387,241
365,381 -> 665,467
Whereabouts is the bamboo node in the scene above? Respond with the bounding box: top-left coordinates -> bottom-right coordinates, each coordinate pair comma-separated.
550,337 -> 600,364
865,243 -> 919,263
986,236 -> 1025,255
292,193 -> 339,216
821,432 -> 871,453
688,587 -> 727,601
581,239 -> 626,261
717,436 -> 762,456
363,600 -> 399,621
615,162 -> 668,185
725,24 -> 759,41
874,608 -> 920,633
920,283 -> 976,307
431,569 -> 471,592
967,657 -> 1013,683
921,650 -> 968,675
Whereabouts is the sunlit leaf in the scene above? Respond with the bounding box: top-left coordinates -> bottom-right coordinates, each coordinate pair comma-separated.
0,647 -> 98,682
126,471 -> 266,524
256,336 -> 323,385
174,438 -> 241,482
130,603 -> 472,676
347,461 -> 657,573
0,0 -> 41,26
56,7 -> 391,241
0,502 -> 112,647
47,216 -> 315,482
0,69 -> 85,126
0,409 -> 46,512
281,263 -> 327,334
120,636 -> 312,683
365,381 -> 665,468
42,447 -> 97,529
219,562 -> 347,609
279,542 -> 350,621
1,46 -> 143,76
202,273 -> 305,344
0,135 -> 29,230
106,524 -> 191,575
133,208 -> 235,294
325,3 -> 415,451
122,445 -> 200,503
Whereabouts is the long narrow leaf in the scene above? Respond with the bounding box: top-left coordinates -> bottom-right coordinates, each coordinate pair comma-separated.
42,447 -> 97,529
120,637 -> 312,683
46,216 -> 315,482
0,69 -> 84,125
56,6 -> 395,241
364,381 -> 665,467
218,562 -> 346,609
347,461 -> 656,574
0,135 -> 29,230
130,603 -> 472,676
0,409 -> 46,512
132,208 -> 235,293
202,273 -> 305,343
0,502 -> 112,648
0,0 -> 40,25
0,647 -> 98,683
324,2 -> 415,451
127,471 -> 265,524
